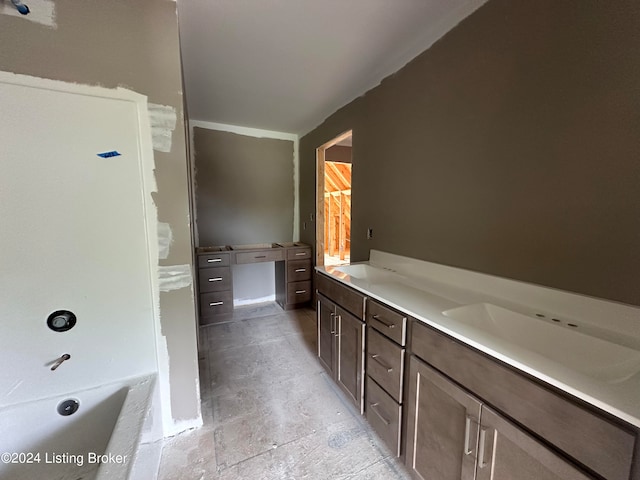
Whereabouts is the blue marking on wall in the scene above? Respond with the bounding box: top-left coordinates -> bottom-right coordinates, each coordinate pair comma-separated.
97,151 -> 122,158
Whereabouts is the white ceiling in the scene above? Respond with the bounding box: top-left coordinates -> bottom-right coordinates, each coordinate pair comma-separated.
177,0 -> 486,135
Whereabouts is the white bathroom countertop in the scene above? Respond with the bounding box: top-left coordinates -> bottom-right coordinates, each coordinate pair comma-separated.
317,250 -> 640,429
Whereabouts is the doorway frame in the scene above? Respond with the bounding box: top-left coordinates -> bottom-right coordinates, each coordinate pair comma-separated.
315,129 -> 352,267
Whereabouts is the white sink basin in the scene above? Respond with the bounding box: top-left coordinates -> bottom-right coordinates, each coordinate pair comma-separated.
442,303 -> 640,383
331,264 -> 390,282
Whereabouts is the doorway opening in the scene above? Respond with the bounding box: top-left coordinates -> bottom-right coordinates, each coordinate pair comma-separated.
316,130 -> 352,267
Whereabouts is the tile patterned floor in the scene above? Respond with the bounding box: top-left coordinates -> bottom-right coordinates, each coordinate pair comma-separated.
158,303 -> 411,480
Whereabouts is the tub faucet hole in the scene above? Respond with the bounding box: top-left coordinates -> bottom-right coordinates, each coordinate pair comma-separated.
47,310 -> 77,332
57,399 -> 79,416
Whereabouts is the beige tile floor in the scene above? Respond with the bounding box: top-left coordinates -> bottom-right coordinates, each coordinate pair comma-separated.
158,303 -> 411,480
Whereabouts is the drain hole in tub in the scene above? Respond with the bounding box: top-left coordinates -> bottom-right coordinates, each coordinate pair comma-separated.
57,399 -> 79,416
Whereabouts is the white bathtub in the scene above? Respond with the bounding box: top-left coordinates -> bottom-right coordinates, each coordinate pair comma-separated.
0,374 -> 155,480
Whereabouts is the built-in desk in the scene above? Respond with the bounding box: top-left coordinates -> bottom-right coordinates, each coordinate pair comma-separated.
196,242 -> 312,324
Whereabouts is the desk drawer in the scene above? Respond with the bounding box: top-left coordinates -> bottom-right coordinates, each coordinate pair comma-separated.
367,328 -> 405,403
200,291 -> 233,316
287,259 -> 311,282
287,281 -> 311,304
198,253 -> 230,268
235,249 -> 284,264
287,247 -> 311,260
198,267 -> 232,293
367,300 -> 407,346
365,376 -> 402,457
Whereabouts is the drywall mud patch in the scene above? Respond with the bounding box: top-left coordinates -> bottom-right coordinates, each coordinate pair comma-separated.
148,103 -> 177,153
1,0 -> 56,27
158,264 -> 192,292
158,222 -> 173,260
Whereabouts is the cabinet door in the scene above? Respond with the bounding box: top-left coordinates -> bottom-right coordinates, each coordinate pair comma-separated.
317,294 -> 336,375
405,357 -> 482,480
476,406 -> 593,480
336,306 -> 365,412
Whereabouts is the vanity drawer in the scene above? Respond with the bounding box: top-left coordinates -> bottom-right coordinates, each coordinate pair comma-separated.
365,376 -> 402,457
287,247 -> 311,260
367,299 -> 407,346
411,320 -> 636,480
316,273 -> 366,320
198,267 -> 232,293
287,259 -> 311,282
235,249 -> 284,264
198,252 -> 230,268
287,281 -> 312,304
367,328 -> 405,403
200,291 -> 233,317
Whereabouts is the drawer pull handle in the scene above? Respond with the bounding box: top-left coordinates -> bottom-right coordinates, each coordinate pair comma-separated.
372,314 -> 395,328
207,258 -> 222,263
294,268 -> 306,272
295,290 -> 307,294
370,354 -> 393,372
255,255 -> 267,259
208,277 -> 223,282
478,428 -> 489,469
463,415 -> 473,455
295,252 -> 307,256
369,402 -> 391,426
330,312 -> 336,334
209,301 -> 224,306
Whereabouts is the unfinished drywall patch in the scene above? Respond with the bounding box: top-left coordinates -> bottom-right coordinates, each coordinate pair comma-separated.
158,222 -> 173,260
0,0 -> 56,27
148,103 -> 177,153
158,264 -> 192,292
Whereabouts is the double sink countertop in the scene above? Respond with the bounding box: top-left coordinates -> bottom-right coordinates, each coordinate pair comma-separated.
317,250 -> 640,428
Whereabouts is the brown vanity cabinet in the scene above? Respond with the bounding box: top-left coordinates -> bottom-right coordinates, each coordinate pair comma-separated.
364,299 -> 407,457
407,321 -> 637,480
275,244 -> 312,310
316,274 -> 366,412
196,249 -> 233,324
405,357 -> 593,480
317,294 -> 365,412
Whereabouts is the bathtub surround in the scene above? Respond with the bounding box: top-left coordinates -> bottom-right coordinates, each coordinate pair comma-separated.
300,0 -> 640,307
0,0 -> 200,443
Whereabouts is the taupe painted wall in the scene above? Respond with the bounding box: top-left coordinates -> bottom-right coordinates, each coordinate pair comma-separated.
300,0 -> 640,307
1,0 -> 200,429
194,128 -> 294,246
